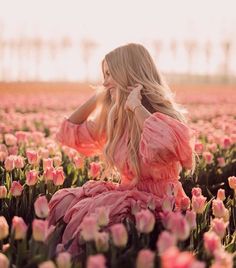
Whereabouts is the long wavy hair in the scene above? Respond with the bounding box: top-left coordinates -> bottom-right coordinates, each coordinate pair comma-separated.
95,43 -> 196,183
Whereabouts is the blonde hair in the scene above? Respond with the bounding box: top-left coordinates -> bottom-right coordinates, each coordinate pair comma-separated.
95,43 -> 196,183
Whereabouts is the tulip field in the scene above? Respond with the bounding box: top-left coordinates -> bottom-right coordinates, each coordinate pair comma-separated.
0,82 -> 236,268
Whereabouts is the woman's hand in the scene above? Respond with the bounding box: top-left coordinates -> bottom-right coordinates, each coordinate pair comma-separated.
95,88 -> 109,104
125,84 -> 143,112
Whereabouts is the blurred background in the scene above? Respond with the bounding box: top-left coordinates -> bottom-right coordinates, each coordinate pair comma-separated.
0,0 -> 236,84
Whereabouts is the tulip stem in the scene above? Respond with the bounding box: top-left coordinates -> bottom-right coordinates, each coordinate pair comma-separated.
16,197 -> 19,216
233,193 -> 236,231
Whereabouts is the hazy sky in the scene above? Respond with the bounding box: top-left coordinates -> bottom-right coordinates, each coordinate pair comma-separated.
0,0 -> 235,80
0,0 -> 235,44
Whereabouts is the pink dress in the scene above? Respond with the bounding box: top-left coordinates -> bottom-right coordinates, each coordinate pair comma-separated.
48,112 -> 196,254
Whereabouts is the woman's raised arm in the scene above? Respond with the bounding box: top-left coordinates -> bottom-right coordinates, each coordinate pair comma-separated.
68,90 -> 107,124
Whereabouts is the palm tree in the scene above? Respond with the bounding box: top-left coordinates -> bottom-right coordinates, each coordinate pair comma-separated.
221,39 -> 232,82
204,40 -> 212,81
32,37 -> 43,80
152,39 -> 163,64
170,39 -> 178,74
59,36 -> 72,81
184,39 -> 197,75
80,38 -> 98,82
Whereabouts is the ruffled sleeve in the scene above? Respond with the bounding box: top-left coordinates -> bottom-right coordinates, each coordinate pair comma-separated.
55,117 -> 106,157
139,112 -> 196,169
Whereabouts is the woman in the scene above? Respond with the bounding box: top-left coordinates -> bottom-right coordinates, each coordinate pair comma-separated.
48,43 -> 196,255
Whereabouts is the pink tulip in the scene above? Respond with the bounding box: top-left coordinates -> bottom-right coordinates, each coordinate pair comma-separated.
31,131 -> 44,145
156,231 -> 176,255
162,196 -> 175,212
0,151 -> 8,162
0,186 -> 7,199
228,176 -> 236,191
202,151 -> 213,164
26,170 -> 38,186
38,261 -> 56,268
207,143 -> 217,153
110,223 -> 128,247
0,216 -> 9,240
222,136 -> 232,149
81,215 -> 99,242
191,187 -> 202,197
217,189 -> 225,201
73,156 -> 84,169
179,196 -> 191,211
4,133 -> 17,146
192,195 -> 207,214
175,252 -> 204,268
161,247 -> 204,268
204,231 -> 221,255
135,209 -> 155,234
95,206 -> 110,227
213,248 -> 233,268
47,143 -> 57,156
4,155 -> 15,171
53,167 -> 65,186
87,254 -> 106,268
14,155 -> 25,169
0,253 -> 9,268
26,149 -> 39,165
38,148 -> 50,159
161,247 -> 180,268
185,210 -> 196,230
217,157 -> 225,167
89,162 -> 101,178
67,148 -> 77,160
12,216 -> 27,240
95,232 -> 109,252
15,131 -> 29,144
44,167 -> 55,182
194,142 -> 204,154
8,146 -> 18,155
53,156 -> 62,167
0,144 -> 8,153
10,181 -> 23,197
165,212 -> 190,241
56,252 -> 71,268
212,199 -> 227,218
210,218 -> 229,239
32,219 -> 47,241
34,196 -> 49,218
43,158 -> 54,171
2,244 -> 10,253
136,249 -> 155,268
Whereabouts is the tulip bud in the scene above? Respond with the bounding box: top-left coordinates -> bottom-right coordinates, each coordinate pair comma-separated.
228,176 -> 236,191
136,249 -> 155,268
56,252 -> 72,268
12,216 -> 27,240
0,216 -> 9,240
32,219 -> 47,241
156,231 -> 176,255
0,186 -> 7,199
38,260 -> 56,268
81,215 -> 99,242
43,158 -> 53,171
10,181 -> 23,197
34,196 -> 49,218
217,189 -> 225,201
203,231 -> 221,255
26,170 -> 38,186
0,253 -> 10,268
86,254 -> 106,268
135,209 -> 155,234
110,223 -> 128,247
